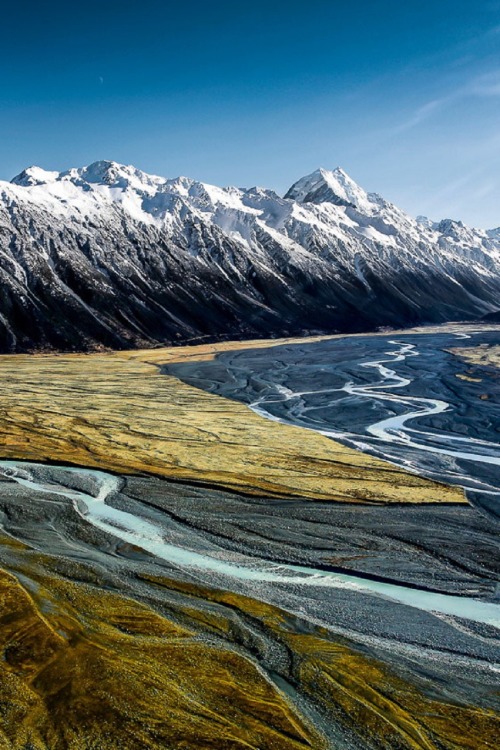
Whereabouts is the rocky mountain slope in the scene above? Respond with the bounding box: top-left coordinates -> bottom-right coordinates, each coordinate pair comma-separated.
0,160 -> 498,352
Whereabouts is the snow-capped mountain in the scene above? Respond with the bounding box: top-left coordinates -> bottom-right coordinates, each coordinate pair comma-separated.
0,160 -> 499,352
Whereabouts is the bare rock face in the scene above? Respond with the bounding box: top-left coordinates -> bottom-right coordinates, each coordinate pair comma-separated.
0,160 -> 499,352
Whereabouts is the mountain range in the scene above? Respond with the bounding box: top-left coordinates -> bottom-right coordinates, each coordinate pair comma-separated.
0,160 -> 499,352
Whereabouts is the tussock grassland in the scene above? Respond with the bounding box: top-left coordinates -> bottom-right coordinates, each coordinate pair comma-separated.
0,532 -> 497,750
0,337 -> 464,503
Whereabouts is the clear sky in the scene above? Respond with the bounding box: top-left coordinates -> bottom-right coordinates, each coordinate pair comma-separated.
1,1 -> 499,227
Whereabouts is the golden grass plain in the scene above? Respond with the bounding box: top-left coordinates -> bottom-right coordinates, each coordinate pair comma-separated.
0,337 -> 464,504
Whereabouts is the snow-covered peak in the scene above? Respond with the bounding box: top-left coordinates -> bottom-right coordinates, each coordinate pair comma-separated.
71,160 -> 167,192
11,166 -> 59,187
416,215 -> 436,229
4,161 -> 498,256
284,167 -> 383,213
4,161 -> 175,225
12,160 -> 167,193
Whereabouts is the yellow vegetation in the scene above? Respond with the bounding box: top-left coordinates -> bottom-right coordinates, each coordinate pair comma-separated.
449,344 -> 500,370
140,574 -> 500,750
1,542 -> 497,750
0,541 -> 322,750
0,339 -> 464,503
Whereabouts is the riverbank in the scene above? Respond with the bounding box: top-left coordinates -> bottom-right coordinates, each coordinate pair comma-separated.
0,463 -> 498,750
164,328 -> 500,512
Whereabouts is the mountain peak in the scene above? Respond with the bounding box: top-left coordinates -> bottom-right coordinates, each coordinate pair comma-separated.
324,166 -> 348,178
79,160 -> 121,183
11,166 -> 59,187
11,161 -> 168,194
74,161 -> 166,191
285,167 -> 380,213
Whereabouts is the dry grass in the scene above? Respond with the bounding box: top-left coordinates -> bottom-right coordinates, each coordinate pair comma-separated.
0,339 -> 464,503
0,535 -> 322,750
141,574 -> 500,750
449,344 -> 500,370
1,537 -> 497,750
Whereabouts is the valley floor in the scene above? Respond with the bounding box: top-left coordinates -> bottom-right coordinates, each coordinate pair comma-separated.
0,325 -> 498,749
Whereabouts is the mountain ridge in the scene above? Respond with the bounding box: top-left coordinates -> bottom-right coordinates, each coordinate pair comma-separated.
0,160 -> 498,353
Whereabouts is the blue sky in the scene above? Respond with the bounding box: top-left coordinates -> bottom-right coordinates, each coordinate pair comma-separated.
1,1 -> 499,226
